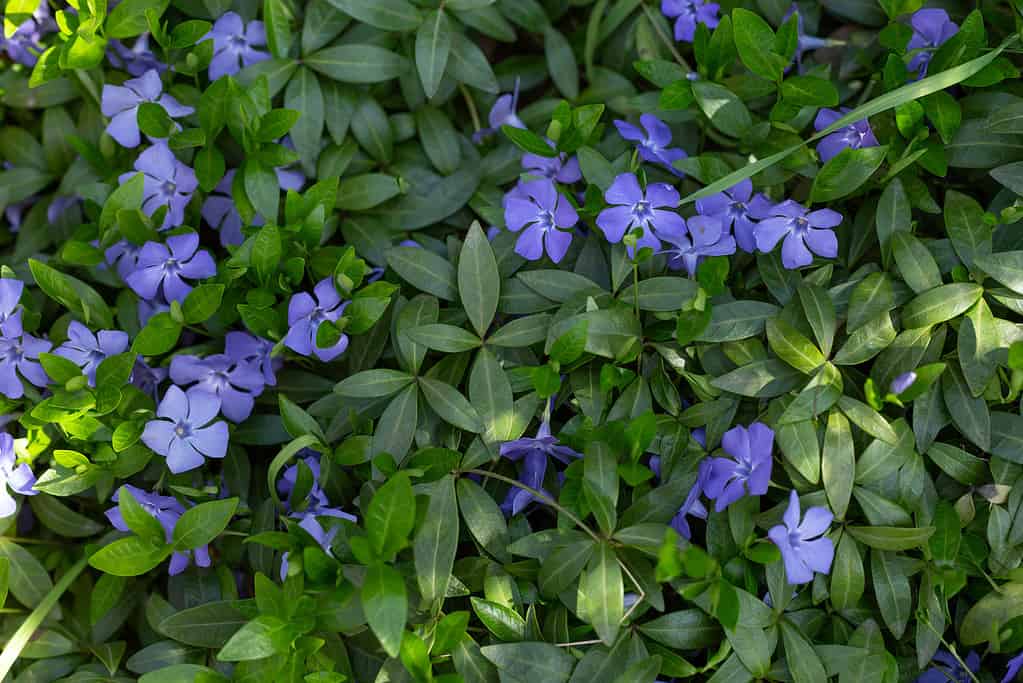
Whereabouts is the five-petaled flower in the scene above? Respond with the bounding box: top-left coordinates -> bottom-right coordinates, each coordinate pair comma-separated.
201,167 -> 304,246
118,143 -> 198,229
907,9 -> 958,79
813,108 -> 879,163
473,80 -> 525,143
203,12 -> 271,80
499,421 -> 581,516
0,433 -> 36,518
0,326 -> 51,399
703,421 -> 774,511
659,214 -> 736,276
596,173 -> 685,258
284,278 -> 350,362
1002,650 -> 1023,683
107,34 -> 167,77
126,233 -> 216,304
225,331 -> 279,387
105,485 -> 210,576
661,0 -> 720,43
768,489 -> 834,585
755,200 -> 841,270
55,321 -> 130,386
695,178 -> 774,254
522,146 -> 582,184
142,385 -> 229,474
916,650 -> 980,683
614,114 -> 688,177
101,69 -> 194,149
0,279 -> 24,335
169,354 -> 265,423
503,179 -> 579,263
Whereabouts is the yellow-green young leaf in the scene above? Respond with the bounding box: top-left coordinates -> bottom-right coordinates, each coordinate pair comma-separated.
471,598 -> 525,641
118,487 -> 166,543
822,411 -> 854,520
172,498 -> 239,551
731,8 -> 787,81
361,563 -> 407,658
766,318 -> 825,374
89,536 -> 171,577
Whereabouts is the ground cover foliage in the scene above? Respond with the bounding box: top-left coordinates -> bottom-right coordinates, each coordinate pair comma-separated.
1,0 -> 1023,681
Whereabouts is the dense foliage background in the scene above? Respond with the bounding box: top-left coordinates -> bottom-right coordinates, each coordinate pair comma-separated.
1,0 -> 1023,681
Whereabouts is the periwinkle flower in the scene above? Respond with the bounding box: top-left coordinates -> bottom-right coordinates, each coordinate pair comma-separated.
473,80 -> 525,143
132,359 -> 167,401
596,173 -> 684,258
118,143 -> 198,229
782,3 -> 835,73
142,385 -> 229,474
503,179 -> 579,263
225,331 -> 279,387
813,108 -> 879,163
695,178 -> 774,253
101,70 -> 194,149
755,200 -> 841,270
107,34 -> 166,77
105,485 -> 210,576
661,0 -> 720,43
0,433 -> 37,518
54,321 -> 130,386
0,329 -> 51,399
890,371 -> 917,395
138,298 -> 170,328
201,168 -> 305,247
499,421 -> 581,516
650,456 -> 708,540
907,9 -> 958,79
614,114 -> 688,177
703,422 -> 773,511
522,147 -> 582,184
0,3 -> 55,66
126,233 -> 216,304
105,240 -> 142,281
768,489 -> 834,585
0,279 -> 24,335
916,650 -> 980,683
659,214 -> 736,276
1003,650 -> 1023,683
170,354 -> 264,423
284,278 -> 349,362
204,12 -> 270,80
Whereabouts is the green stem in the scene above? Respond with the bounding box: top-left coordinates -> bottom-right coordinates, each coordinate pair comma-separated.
460,84 -> 482,134
466,469 -> 602,543
0,556 -> 88,679
640,2 -> 692,72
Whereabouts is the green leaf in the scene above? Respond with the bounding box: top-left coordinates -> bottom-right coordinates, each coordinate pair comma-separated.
181,284 -> 225,324
944,189 -> 991,273
0,540 -> 55,609
89,537 -> 171,577
731,8 -> 787,81
900,283 -> 983,328
107,0 -> 169,38
471,598 -> 525,641
158,600 -> 251,648
797,284 -> 837,357
416,106 -> 462,175
419,377 -> 483,433
810,145 -> 888,202
469,347 -> 515,443
501,125 -> 558,157
305,44 -> 409,83
217,615 -> 290,661
325,0 -> 421,30
619,276 -> 699,311
766,317 -> 824,374
132,312 -> 183,356
544,25 -> 579,100
942,363 -> 990,451
459,222 -> 500,336
29,259 -> 113,329
480,643 -> 576,683
406,324 -> 481,352
362,563 -> 407,658
869,550 -> 912,638
416,9 -> 452,98
890,232 -> 941,294
457,478 -> 510,561
538,540 -> 594,597
958,299 -> 999,397
692,80 -> 752,138
581,543 -> 622,646
447,31 -> 499,93
335,369 -> 414,399
876,179 -> 910,268
388,246 -> 458,300
780,620 -> 827,683
414,475 -> 459,605
822,411 -> 854,520
829,532 -> 864,610
847,526 -> 935,551
284,67 -> 324,174
337,173 -> 401,211
366,472 -> 415,561
243,159 -> 279,224
172,498 -> 239,551
119,487 -> 167,543
781,75 -> 839,107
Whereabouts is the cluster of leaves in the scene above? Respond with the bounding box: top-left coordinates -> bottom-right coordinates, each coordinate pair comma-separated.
2,0 -> 1023,682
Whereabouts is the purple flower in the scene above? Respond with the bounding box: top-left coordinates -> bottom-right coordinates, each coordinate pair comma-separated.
650,456 -> 708,540
1002,650 -> 1023,683
284,278 -> 349,362
201,168 -> 305,247
105,485 -> 210,576
916,650 -> 980,683
0,328 -> 51,399
614,114 -> 688,177
126,233 -> 216,304
203,12 -> 270,80
661,0 -> 720,43
473,80 -> 525,143
0,3 -> 55,66
105,240 -> 142,281
907,9 -> 958,79
101,70 -> 194,149
138,298 -> 170,327
703,422 -> 773,511
0,433 -> 37,518
132,359 -> 167,401
503,179 -> 579,263
225,331 -> 279,387
47,196 -> 79,224
695,178 -> 775,253
768,489 -> 834,585
813,108 -> 879,163
659,214 -> 735,276
782,4 -> 834,73
595,173 -> 684,258
107,34 -> 166,77
522,147 -> 582,184
54,321 -> 129,386
118,143 -> 198,229
0,279 -> 24,336
169,354 -> 264,423
499,421 -> 581,516
142,385 -> 229,474
755,200 -> 841,270
890,371 -> 917,395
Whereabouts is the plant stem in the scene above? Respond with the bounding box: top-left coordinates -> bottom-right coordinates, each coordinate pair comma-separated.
460,84 -> 482,134
640,2 -> 692,72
